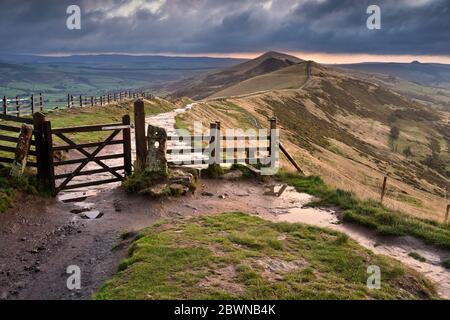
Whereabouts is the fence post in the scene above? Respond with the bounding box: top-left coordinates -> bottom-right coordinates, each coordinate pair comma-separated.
71,95 -> 74,108
3,96 -> 7,115
134,99 -> 147,171
216,121 -> 221,164
79,95 -> 83,107
33,113 -> 54,193
16,96 -> 19,116
39,93 -> 43,111
122,115 -> 132,176
268,117 -> 277,158
209,122 -> 217,165
380,176 -> 387,203
31,94 -> 35,114
67,94 -> 70,108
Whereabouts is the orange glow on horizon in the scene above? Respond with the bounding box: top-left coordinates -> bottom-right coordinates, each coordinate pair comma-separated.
193,52 -> 450,64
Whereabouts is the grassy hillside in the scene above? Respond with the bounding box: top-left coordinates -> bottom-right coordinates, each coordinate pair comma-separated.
208,62 -> 310,99
335,67 -> 450,111
169,52 -> 303,100
95,212 -> 437,300
177,61 -> 449,223
336,61 -> 450,89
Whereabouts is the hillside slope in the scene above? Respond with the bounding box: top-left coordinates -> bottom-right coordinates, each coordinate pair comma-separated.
176,59 -> 450,222
169,52 -> 303,100
335,61 -> 450,89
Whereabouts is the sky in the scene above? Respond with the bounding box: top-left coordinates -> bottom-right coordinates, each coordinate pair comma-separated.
0,0 -> 449,63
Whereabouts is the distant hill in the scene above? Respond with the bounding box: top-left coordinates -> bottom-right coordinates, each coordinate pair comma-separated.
335,61 -> 450,89
168,52 -> 303,99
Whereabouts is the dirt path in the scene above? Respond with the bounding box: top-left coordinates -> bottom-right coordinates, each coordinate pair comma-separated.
1,179 -> 449,299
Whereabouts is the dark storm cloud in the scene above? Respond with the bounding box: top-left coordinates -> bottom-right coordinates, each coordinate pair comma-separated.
0,0 -> 448,55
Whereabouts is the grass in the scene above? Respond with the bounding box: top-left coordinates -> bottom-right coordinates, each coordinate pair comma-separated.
408,252 -> 427,262
277,171 -> 450,249
45,98 -> 175,144
442,260 -> 450,270
0,164 -> 46,213
94,212 -> 437,300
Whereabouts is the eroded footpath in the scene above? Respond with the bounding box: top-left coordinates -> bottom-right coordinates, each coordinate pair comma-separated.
0,180 -> 449,299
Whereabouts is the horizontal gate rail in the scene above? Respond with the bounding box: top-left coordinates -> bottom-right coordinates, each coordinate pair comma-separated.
48,114 -> 132,195
52,122 -> 123,134
0,112 -> 38,168
52,139 -> 124,151
0,157 -> 37,167
53,153 -> 125,166
54,166 -> 126,179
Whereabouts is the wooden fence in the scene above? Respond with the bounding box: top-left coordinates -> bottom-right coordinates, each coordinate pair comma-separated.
0,114 -> 37,168
67,91 -> 152,109
133,100 -> 278,170
2,94 -> 44,117
2,91 -> 153,116
165,120 -> 277,167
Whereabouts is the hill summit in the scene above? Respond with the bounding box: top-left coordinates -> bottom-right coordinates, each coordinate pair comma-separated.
169,51 -> 304,99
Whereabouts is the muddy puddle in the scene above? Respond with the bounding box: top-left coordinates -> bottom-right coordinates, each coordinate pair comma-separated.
265,185 -> 450,299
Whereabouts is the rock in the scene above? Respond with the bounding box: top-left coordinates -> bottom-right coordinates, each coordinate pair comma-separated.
113,200 -> 123,212
70,208 -> 89,214
201,192 -> 214,197
146,124 -> 168,175
218,195 -> 226,199
168,169 -> 196,189
140,183 -> 171,197
222,170 -> 243,180
138,168 -> 197,198
80,210 -> 103,220
169,183 -> 189,196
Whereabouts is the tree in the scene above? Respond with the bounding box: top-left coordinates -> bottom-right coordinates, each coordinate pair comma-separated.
390,126 -> 400,140
389,126 -> 400,152
403,146 -> 413,158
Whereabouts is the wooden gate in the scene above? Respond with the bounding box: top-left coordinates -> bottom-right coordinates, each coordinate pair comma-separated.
48,115 -> 132,195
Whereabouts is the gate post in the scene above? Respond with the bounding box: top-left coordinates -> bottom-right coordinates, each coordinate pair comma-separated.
122,115 -> 132,176
134,99 -> 147,171
33,113 -> 55,194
